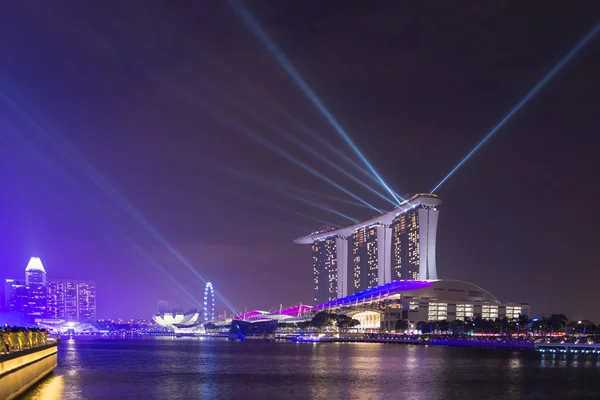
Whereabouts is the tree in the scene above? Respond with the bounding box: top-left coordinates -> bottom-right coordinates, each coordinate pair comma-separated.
450,319 -> 465,334
435,319 -> 450,332
416,321 -> 430,333
395,320 -> 409,331
464,317 -> 474,333
547,314 -> 569,332
311,312 -> 336,329
336,315 -> 360,331
533,316 -> 548,334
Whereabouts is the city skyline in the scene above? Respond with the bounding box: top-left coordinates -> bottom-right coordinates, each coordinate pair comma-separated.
3,257 -> 96,321
1,2 -> 599,321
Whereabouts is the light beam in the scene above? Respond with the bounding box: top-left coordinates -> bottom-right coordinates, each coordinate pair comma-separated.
196,77 -> 397,207
1,93 -> 239,314
230,1 -> 403,205
431,20 -> 600,193
223,166 -> 360,223
149,75 -> 384,214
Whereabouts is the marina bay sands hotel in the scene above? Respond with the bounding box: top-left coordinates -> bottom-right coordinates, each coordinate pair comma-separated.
294,193 -> 441,304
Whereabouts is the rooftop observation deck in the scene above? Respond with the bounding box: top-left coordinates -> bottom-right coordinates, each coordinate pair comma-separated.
294,193 -> 441,244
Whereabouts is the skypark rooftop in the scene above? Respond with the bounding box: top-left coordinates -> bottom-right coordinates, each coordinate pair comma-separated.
294,193 -> 441,244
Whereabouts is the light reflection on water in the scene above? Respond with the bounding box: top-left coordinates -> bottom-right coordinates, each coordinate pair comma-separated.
22,338 -> 600,400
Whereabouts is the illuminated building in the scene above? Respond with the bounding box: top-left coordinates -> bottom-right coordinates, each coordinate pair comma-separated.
4,279 -> 28,313
391,203 -> 439,281
46,280 -> 96,320
312,237 -> 341,304
152,309 -> 200,327
310,279 -> 530,331
296,193 -> 440,299
351,226 -> 380,292
24,257 -> 47,317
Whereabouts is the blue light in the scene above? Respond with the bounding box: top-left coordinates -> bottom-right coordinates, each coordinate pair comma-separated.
232,191 -> 342,228
231,1 -> 403,205
202,81 -> 397,207
5,121 -> 209,310
225,166 -> 360,223
150,77 -> 384,214
431,20 -> 600,193
1,93 -> 240,314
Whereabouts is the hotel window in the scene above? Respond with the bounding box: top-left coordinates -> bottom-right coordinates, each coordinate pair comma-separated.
428,302 -> 447,321
455,304 -> 473,320
505,306 -> 522,319
482,305 -> 498,320
409,301 -> 419,310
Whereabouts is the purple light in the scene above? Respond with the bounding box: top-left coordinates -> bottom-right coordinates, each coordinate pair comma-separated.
276,304 -> 313,316
315,280 -> 435,309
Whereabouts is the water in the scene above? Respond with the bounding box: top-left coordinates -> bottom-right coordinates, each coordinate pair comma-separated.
24,338 -> 600,399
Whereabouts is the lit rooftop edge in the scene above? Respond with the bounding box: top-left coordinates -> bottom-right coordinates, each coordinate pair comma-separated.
294,193 -> 441,244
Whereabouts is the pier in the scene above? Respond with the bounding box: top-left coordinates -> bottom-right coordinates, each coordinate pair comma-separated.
0,330 -> 58,400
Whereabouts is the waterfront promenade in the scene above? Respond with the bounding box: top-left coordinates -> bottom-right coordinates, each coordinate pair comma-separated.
0,328 -> 58,400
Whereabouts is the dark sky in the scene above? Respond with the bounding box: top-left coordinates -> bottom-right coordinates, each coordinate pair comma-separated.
1,1 -> 599,321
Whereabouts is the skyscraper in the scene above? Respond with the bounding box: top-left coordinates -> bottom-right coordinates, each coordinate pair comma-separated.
391,206 -> 439,281
312,238 -> 338,304
4,279 -> 28,313
24,257 -> 47,317
46,280 -> 96,320
296,193 -> 441,302
351,226 -> 378,292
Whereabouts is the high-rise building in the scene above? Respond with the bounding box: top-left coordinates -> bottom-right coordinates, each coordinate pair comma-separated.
4,279 -> 28,313
4,257 -> 97,321
47,280 -> 96,320
351,226 -> 379,292
295,193 -> 441,301
391,206 -> 439,281
312,238 -> 338,304
24,257 -> 47,317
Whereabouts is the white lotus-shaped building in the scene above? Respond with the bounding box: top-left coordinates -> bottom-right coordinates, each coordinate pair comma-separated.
152,309 -> 200,327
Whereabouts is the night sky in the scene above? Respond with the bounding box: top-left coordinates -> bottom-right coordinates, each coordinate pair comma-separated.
1,1 -> 599,321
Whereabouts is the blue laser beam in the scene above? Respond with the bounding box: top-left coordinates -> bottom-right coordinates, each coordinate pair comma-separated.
226,189 -> 341,228
223,166 -> 360,223
196,77 -> 397,207
231,1 -> 403,205
203,58 -> 390,187
431,20 -> 600,193
1,93 -> 239,314
3,120 -> 207,310
148,75 -> 384,214
278,181 -> 373,210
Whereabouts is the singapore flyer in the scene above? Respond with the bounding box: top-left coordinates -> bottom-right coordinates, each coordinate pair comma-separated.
204,282 -> 215,321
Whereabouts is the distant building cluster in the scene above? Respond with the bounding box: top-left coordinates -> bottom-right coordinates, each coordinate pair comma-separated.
3,257 -> 96,321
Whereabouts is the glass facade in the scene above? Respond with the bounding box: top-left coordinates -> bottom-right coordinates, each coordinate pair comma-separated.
428,302 -> 448,321
455,304 -> 474,320
505,306 -> 522,319
4,279 -> 28,313
312,238 -> 338,304
391,209 -> 421,281
351,226 -> 379,293
482,305 -> 499,320
46,280 -> 96,320
25,269 -> 47,317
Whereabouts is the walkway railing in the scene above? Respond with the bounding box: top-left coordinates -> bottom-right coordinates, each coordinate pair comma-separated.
0,330 -> 49,355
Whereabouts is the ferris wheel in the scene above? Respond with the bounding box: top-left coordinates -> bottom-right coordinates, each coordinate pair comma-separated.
204,282 -> 215,321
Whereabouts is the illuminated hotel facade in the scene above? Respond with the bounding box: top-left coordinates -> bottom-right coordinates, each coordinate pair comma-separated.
295,193 -> 440,303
